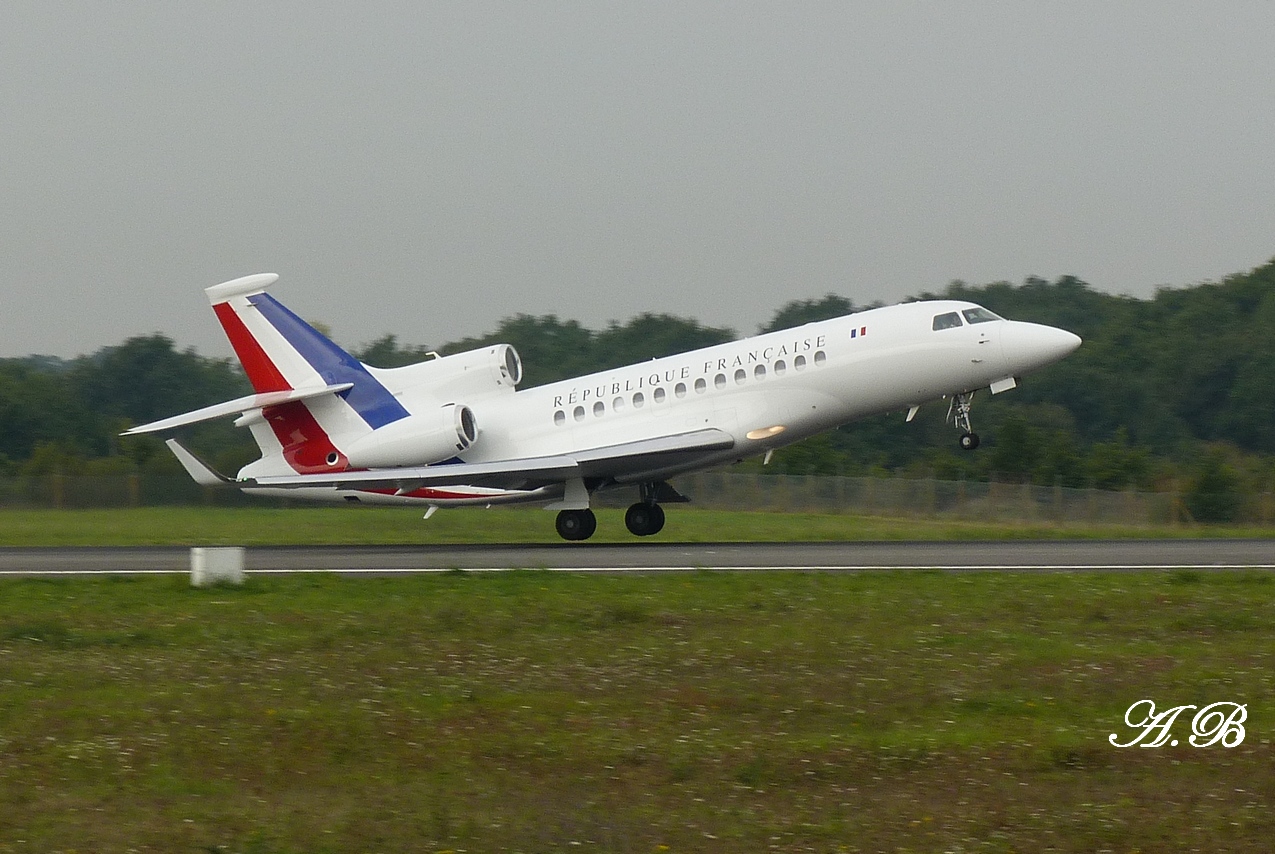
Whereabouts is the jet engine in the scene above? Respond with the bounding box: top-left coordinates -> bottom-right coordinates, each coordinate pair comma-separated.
368,344 -> 522,402
423,343 -> 522,393
343,403 -> 478,468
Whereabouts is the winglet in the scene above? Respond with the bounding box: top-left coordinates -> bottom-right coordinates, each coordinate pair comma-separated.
165,439 -> 237,487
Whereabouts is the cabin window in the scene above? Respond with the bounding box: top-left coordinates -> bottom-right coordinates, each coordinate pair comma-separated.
734,368 -> 747,384
613,396 -> 625,412
593,401 -> 605,417
932,312 -> 963,330
654,387 -> 667,403
794,355 -> 807,370
694,377 -> 707,394
962,307 -> 1001,324
715,373 -> 727,390
633,392 -> 645,408
754,364 -> 766,380
554,410 -> 566,426
814,350 -> 827,366
675,382 -> 687,398
774,359 -> 786,376
573,406 -> 586,422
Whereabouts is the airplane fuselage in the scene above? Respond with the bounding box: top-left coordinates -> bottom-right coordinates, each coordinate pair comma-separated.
265,298 -> 1078,507
127,273 -> 1080,538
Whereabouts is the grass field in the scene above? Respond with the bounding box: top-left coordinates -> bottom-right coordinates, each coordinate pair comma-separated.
1,569 -> 1272,852
1,504 -> 1274,546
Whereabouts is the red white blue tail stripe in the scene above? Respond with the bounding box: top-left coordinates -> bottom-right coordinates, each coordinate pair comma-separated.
208,275 -> 409,431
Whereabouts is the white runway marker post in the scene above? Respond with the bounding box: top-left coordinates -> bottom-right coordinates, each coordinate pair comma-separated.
190,547 -> 245,587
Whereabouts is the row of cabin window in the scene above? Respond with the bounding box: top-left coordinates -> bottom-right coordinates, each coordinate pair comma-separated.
553,350 -> 827,425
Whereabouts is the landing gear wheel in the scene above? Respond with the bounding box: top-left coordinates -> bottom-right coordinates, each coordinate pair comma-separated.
555,508 -> 597,541
947,392 -> 980,451
625,502 -> 666,536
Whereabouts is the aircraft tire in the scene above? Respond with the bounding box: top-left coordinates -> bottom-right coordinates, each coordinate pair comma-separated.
959,432 -> 980,451
625,502 -> 666,536
556,508 -> 597,541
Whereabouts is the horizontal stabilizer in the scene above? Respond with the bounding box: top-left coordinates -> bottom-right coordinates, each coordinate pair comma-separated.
121,383 -> 353,435
204,273 -> 279,304
165,439 -> 234,487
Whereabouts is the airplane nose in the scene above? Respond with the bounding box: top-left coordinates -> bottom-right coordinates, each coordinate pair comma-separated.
1001,321 -> 1082,374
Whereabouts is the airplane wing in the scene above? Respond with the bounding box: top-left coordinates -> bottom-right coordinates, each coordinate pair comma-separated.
572,428 -> 735,474
239,427 -> 736,493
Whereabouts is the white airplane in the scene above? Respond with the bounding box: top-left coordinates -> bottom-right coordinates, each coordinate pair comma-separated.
125,273 -> 1081,540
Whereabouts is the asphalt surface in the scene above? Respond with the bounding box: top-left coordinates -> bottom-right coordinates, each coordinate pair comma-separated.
0,540 -> 1272,575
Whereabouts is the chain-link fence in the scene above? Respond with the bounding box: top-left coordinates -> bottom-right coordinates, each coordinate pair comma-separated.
7,472 -> 1270,526
662,472 -> 1204,525
0,474 -> 259,509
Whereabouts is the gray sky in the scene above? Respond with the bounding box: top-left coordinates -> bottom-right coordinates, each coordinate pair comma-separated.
3,2 -> 1273,359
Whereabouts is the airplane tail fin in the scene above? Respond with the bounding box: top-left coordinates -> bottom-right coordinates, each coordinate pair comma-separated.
204,274 -> 411,474
208,274 -> 371,397
127,274 -> 481,481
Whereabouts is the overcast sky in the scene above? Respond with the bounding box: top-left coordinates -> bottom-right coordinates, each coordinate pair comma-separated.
2,2 -> 1273,359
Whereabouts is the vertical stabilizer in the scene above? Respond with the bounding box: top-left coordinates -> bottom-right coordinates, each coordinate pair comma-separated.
205,274 -> 409,428
205,274 -> 412,475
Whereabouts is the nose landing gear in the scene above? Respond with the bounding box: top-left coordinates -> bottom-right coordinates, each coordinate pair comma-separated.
947,391 -> 980,451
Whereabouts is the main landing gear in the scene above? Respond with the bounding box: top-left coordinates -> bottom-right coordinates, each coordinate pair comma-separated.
554,481 -> 685,541
624,501 -> 665,536
623,480 -> 682,537
947,391 -> 980,451
555,504 -> 661,541
555,508 -> 597,541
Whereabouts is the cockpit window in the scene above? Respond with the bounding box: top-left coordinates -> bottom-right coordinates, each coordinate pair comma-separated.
932,312 -> 963,331
962,307 -> 1001,324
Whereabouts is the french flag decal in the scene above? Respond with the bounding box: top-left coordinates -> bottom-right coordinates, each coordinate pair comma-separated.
850,326 -> 867,339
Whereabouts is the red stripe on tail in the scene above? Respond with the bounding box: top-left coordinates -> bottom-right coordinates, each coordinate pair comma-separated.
213,302 -> 291,393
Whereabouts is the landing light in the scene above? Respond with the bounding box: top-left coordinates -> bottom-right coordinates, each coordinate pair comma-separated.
746,425 -> 786,440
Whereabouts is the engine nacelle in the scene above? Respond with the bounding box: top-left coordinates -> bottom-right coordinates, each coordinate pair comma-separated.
368,344 -> 522,403
424,343 -> 521,391
343,403 -> 478,468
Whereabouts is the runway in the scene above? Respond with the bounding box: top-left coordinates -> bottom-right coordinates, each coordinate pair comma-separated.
0,539 -> 1273,576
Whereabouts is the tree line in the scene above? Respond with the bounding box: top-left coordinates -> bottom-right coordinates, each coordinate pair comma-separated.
3,258 -> 1273,519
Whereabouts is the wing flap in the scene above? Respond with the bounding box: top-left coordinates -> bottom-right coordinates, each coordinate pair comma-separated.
572,428 -> 735,473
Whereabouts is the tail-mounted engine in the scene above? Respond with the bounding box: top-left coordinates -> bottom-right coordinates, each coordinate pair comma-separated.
368,344 -> 522,401
343,344 -> 522,468
344,402 -> 478,468
421,343 -> 522,395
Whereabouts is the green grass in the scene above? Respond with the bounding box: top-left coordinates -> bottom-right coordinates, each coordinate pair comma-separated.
1,570 -> 1273,852
1,504 -> 1273,545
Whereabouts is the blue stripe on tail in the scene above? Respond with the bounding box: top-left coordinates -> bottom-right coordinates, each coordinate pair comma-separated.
248,293 -> 409,430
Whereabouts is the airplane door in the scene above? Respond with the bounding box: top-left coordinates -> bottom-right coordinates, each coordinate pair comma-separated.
970,322 -> 995,366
